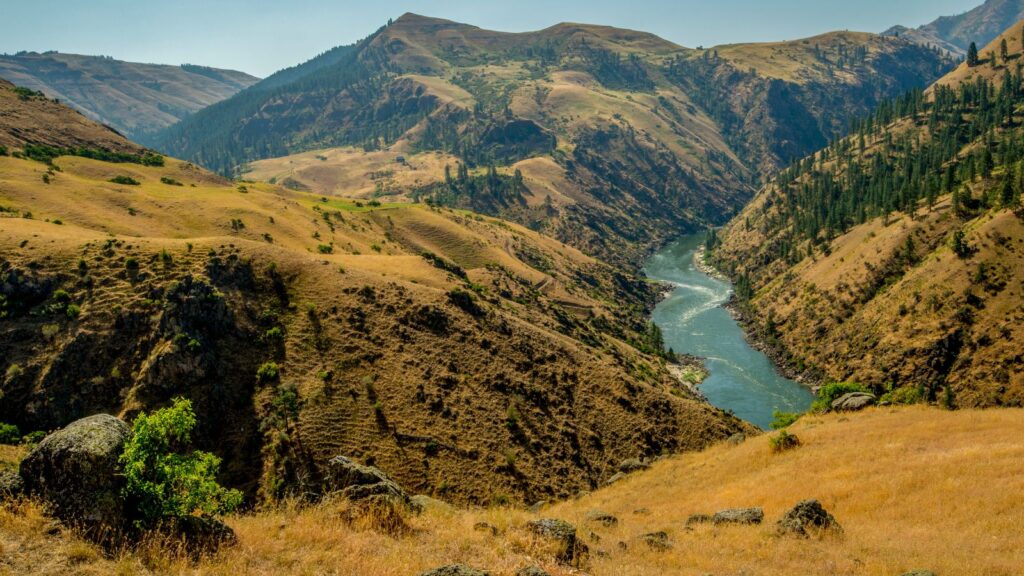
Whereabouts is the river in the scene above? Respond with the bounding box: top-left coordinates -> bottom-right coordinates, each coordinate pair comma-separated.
645,233 -> 813,429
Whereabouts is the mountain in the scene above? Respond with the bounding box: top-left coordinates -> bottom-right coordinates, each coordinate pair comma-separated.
151,14 -> 954,266
5,406 -> 1023,574
884,0 -> 1024,57
0,79 -> 749,506
712,21 -> 1024,408
0,52 -> 258,140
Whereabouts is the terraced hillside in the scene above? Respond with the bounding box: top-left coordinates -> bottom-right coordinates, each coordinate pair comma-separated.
0,80 -> 748,505
153,13 -> 954,266
712,22 -> 1024,407
0,52 -> 258,140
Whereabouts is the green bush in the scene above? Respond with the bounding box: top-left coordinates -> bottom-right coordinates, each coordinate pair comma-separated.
769,410 -> 801,430
316,244 -> 333,254
879,385 -> 924,405
256,361 -> 280,383
0,422 -> 20,445
160,177 -> 183,186
119,398 -> 242,528
109,175 -> 140,186
65,303 -> 81,319
21,430 -> 46,445
811,382 -> 869,413
769,430 -> 801,453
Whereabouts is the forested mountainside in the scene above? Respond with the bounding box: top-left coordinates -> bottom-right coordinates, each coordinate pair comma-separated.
150,13 -> 954,266
0,81 -> 749,506
0,52 -> 258,140
713,22 -> 1024,407
884,0 -> 1024,57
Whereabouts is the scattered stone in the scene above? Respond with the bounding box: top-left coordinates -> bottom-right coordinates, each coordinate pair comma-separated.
417,565 -> 488,576
712,507 -> 764,525
515,568 -> 550,576
899,571 -> 936,576
605,472 -> 626,485
588,530 -> 601,543
685,513 -> 713,526
633,507 -> 651,515
617,540 -> 628,551
0,469 -> 24,500
410,494 -> 451,513
618,458 -> 650,473
157,515 -> 237,557
526,518 -> 588,565
19,414 -> 130,540
831,392 -> 876,411
642,531 -> 672,551
727,433 -> 747,445
776,499 -> 842,537
473,521 -> 499,536
584,509 -> 618,527
529,500 -> 548,513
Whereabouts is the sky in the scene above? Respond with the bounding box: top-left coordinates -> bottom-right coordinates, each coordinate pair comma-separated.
3,0 -> 983,78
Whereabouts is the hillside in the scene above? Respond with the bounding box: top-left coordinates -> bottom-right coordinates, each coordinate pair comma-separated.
712,21 -> 1024,406
0,52 -> 258,140
0,86 -> 749,507
4,406 -> 1023,574
884,0 -> 1024,57
151,13 -> 954,266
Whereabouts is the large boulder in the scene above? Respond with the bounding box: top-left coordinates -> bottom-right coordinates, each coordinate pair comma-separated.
831,392 -> 876,411
19,414 -> 129,538
712,507 -> 764,525
776,499 -> 842,537
526,518 -> 588,566
324,455 -> 411,508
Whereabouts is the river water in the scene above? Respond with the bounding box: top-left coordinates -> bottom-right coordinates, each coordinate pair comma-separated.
645,233 -> 813,429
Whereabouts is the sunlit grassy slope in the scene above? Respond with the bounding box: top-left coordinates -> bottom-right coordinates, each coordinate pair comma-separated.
2,406 -> 1021,575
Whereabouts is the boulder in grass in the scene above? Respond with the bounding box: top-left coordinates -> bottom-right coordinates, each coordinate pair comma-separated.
712,507 -> 764,525
515,568 -> 550,576
526,518 -> 588,565
417,565 -> 489,576
18,414 -> 129,541
324,455 -> 413,509
776,499 -> 842,537
831,392 -> 876,411
584,509 -> 618,527
0,469 -> 24,500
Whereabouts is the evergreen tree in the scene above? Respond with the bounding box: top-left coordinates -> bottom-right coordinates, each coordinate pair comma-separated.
1001,38 -> 1009,62
967,42 -> 979,67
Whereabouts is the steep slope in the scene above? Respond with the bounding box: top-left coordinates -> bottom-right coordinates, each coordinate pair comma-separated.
713,22 -> 1024,406
4,406 -> 1023,575
0,85 -> 748,506
152,14 -> 954,267
884,0 -> 1024,57
0,52 -> 258,140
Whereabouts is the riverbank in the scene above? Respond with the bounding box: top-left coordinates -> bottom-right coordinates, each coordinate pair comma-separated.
667,354 -> 709,400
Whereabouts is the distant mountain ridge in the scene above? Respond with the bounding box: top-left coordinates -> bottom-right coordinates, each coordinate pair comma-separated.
884,0 -> 1024,56
150,13 -> 954,266
0,51 -> 259,140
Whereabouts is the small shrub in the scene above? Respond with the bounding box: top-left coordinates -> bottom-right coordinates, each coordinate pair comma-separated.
880,385 -> 923,405
65,303 -> 81,319
770,430 -> 801,453
256,361 -> 280,383
125,257 -> 140,270
0,422 -> 20,444
21,430 -> 46,445
769,410 -> 801,430
317,244 -> 333,254
119,398 -> 242,528
264,327 -> 284,342
447,288 -> 484,316
160,177 -> 183,186
109,175 -> 140,186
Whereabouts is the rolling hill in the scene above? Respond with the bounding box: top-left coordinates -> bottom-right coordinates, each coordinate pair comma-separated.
0,52 -> 258,140
150,13 -> 955,267
712,21 -> 1024,407
884,0 -> 1024,57
0,78 -> 749,506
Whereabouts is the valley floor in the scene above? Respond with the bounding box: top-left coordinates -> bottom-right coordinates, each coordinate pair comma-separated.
2,406 -> 1022,575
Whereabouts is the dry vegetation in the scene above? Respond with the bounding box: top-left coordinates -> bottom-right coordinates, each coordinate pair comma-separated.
2,406 -> 1022,575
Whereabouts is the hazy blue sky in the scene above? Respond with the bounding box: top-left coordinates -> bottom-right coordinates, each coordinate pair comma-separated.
3,0 -> 982,77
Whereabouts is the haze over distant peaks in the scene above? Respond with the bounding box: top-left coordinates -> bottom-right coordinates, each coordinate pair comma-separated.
884,0 -> 1024,56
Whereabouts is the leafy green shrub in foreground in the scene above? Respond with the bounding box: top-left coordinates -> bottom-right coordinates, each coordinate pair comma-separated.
120,397 -> 242,528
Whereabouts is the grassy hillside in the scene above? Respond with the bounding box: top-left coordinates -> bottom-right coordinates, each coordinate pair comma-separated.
3,406 -> 1022,574
712,21 -> 1024,406
0,52 -> 258,140
884,0 -> 1024,57
152,13 -> 954,266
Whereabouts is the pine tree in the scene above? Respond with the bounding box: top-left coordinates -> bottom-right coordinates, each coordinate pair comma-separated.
1001,38 -> 1009,63
967,42 -> 979,67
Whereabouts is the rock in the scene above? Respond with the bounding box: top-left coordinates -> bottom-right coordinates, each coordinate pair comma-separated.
417,565 -> 488,576
324,455 -> 411,509
899,571 -> 936,576
776,499 -> 842,537
831,392 -> 876,411
642,530 -> 672,551
727,433 -> 747,445
712,507 -> 764,525
529,500 -> 548,513
604,472 -> 626,485
515,568 -> 550,576
0,469 -> 24,500
410,494 -> 451,514
526,518 -> 588,565
584,509 -> 618,527
588,530 -> 601,543
685,513 -> 713,526
633,507 -> 651,515
617,458 -> 649,473
19,414 -> 129,539
473,521 -> 499,536
158,515 -> 237,557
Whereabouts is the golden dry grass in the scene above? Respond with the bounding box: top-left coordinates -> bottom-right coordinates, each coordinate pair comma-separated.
3,406 -> 1021,575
